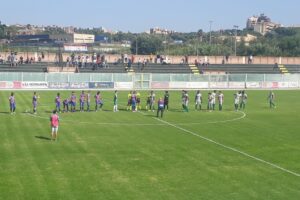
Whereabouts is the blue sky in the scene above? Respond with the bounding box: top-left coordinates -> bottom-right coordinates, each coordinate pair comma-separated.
0,0 -> 299,32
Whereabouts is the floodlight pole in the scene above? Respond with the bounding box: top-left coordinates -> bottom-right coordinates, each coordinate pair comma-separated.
135,35 -> 138,56
209,20 -> 213,45
234,25 -> 239,56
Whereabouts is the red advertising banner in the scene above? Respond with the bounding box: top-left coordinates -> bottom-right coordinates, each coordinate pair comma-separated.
13,81 -> 22,89
151,82 -> 170,89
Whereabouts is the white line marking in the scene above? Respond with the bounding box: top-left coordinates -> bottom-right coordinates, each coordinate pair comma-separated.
23,113 -> 164,126
24,109 -> 246,126
177,111 -> 246,125
154,117 -> 300,177
139,110 -> 246,125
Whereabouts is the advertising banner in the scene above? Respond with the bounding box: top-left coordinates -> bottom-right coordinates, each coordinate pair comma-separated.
288,82 -> 299,88
228,82 -> 245,89
209,82 -> 228,89
13,81 -> 22,89
0,81 -> 14,89
21,82 -> 48,89
64,45 -> 88,52
151,82 -> 170,89
169,82 -> 188,89
246,82 -> 262,89
89,82 -> 114,89
48,82 -> 70,89
169,82 -> 209,89
69,82 -> 89,89
186,82 -> 209,89
278,82 -> 289,88
262,82 -> 279,89
114,82 -> 133,89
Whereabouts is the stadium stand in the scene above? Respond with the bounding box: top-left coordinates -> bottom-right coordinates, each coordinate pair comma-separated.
0,63 -> 299,74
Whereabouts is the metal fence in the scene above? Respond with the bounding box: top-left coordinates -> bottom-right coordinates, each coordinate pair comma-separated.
0,72 -> 299,82
0,72 -> 299,90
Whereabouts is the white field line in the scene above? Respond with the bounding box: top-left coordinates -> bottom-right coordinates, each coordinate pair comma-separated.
23,113 -> 164,126
153,117 -> 300,177
177,111 -> 246,125
24,110 -> 246,126
138,109 -> 246,125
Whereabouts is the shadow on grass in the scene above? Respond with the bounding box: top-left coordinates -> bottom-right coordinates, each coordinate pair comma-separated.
0,111 -> 10,114
35,136 -> 52,141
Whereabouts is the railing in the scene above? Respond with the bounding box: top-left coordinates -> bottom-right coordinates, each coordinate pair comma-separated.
0,72 -> 299,90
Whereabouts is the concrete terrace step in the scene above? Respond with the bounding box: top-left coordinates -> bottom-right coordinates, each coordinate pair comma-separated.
1,63 -> 298,74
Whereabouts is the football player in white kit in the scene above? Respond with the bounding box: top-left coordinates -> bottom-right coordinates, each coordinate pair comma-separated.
234,91 -> 241,111
211,90 -> 217,110
240,90 -> 247,109
195,90 -> 202,110
218,91 -> 224,111
207,92 -> 213,111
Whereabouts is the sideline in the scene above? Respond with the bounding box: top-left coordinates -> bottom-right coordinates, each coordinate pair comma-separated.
153,117 -> 300,177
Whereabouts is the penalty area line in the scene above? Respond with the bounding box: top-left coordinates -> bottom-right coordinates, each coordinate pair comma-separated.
153,117 -> 300,178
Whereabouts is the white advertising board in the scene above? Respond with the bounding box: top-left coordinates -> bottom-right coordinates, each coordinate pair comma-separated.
228,82 -> 245,89
115,82 -> 134,89
209,82 -> 228,89
21,82 -> 48,89
246,82 -> 262,89
169,82 -> 209,89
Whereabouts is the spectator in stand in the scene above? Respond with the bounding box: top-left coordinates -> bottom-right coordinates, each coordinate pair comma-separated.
181,57 -> 185,64
0,54 -> 3,64
13,53 -> 18,67
8,52 -> 15,67
71,53 -> 75,65
248,55 -> 253,64
101,55 -> 106,68
85,56 -> 90,67
81,56 -> 86,68
225,54 -> 229,63
25,57 -> 29,64
141,59 -> 147,70
203,57 -> 209,66
128,58 -> 132,69
150,55 -> 153,63
195,59 -> 200,67
124,54 -> 128,64
137,58 -> 141,69
19,56 -> 24,65
184,55 -> 189,64
156,55 -> 161,64
66,57 -> 70,67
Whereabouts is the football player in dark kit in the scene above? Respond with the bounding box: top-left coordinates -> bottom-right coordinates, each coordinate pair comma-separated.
164,91 -> 169,111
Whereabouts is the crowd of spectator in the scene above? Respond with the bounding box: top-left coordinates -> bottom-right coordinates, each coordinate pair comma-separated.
0,52 -> 45,67
64,53 -> 109,70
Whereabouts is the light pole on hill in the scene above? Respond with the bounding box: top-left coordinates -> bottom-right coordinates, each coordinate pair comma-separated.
135,35 -> 138,56
234,25 -> 239,56
209,20 -> 213,45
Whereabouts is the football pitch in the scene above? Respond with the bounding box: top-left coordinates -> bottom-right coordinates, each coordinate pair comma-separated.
0,90 -> 299,200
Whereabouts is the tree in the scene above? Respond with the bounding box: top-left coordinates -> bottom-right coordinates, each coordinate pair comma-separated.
0,25 -> 6,39
130,34 -> 163,55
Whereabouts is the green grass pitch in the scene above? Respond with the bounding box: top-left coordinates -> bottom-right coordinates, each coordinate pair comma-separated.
0,90 -> 299,200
